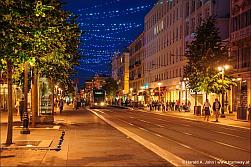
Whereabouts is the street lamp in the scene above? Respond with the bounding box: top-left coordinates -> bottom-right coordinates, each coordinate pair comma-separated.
157,82 -> 161,101
218,65 -> 229,118
20,62 -> 30,134
183,78 -> 189,106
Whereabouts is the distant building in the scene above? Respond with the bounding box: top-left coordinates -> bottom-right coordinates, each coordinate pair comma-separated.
230,0 -> 251,111
128,32 -> 144,94
111,52 -> 130,95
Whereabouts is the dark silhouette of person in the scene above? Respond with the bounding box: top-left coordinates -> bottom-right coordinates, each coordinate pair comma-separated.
19,98 -> 25,122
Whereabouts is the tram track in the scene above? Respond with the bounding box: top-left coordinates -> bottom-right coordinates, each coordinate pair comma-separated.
92,108 -> 250,167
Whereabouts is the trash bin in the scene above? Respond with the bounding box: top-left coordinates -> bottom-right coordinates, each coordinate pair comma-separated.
237,107 -> 247,120
194,106 -> 201,115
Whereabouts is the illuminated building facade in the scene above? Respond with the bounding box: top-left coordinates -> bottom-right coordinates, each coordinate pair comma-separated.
112,52 -> 130,95
230,0 -> 251,113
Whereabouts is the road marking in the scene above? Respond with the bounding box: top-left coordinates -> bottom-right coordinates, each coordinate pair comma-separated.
154,124 -> 165,128
155,133 -> 164,138
133,116 -> 249,153
118,118 -> 237,167
92,109 -> 240,167
151,116 -> 249,139
139,109 -> 250,130
214,141 -> 250,153
88,109 -> 192,167
139,119 -> 151,123
183,132 -> 192,136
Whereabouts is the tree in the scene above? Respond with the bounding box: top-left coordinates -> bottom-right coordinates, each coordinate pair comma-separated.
184,17 -> 236,104
0,0 -> 81,144
0,0 -> 35,145
102,78 -> 118,100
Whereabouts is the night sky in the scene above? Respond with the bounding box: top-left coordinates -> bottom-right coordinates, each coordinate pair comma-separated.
63,0 -> 157,86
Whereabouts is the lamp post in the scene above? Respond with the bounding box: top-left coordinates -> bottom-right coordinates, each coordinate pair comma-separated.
20,62 -> 30,134
157,82 -> 161,101
218,65 -> 229,118
183,78 -> 189,106
58,88 -> 61,99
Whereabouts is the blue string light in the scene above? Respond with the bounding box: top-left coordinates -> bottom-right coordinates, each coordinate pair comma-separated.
76,1 -> 155,74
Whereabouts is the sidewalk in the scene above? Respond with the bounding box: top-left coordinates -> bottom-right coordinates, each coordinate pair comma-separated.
0,108 -> 169,166
137,107 -> 250,129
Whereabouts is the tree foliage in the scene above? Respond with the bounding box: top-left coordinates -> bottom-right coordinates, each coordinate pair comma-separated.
102,77 -> 118,98
184,16 -> 236,94
0,0 -> 81,89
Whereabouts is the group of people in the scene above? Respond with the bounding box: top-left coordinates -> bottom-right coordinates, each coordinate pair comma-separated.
54,98 -> 64,114
203,98 -> 221,122
148,100 -> 191,112
113,98 -> 132,107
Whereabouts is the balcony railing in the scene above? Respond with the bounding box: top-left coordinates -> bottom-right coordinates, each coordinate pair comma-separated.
231,25 -> 251,42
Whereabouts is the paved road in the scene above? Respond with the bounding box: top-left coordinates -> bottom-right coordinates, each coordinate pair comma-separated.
89,107 -> 251,167
1,109 -> 170,166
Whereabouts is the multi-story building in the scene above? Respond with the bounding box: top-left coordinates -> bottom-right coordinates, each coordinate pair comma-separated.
128,32 -> 144,95
143,0 -> 230,106
111,51 -> 130,95
230,0 -> 251,113
144,0 -> 186,103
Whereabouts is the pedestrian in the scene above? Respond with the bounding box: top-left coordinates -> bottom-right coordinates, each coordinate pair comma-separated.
19,98 -> 25,122
59,98 -> 64,114
177,100 -> 181,112
166,101 -> 169,111
74,99 -> 78,110
162,102 -> 165,112
203,99 -> 211,121
213,98 -> 221,122
188,101 -> 191,112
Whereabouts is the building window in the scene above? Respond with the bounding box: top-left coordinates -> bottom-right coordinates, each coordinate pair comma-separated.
185,21 -> 189,36
176,27 -> 179,41
185,2 -> 189,17
191,0 -> 196,13
176,8 -> 179,20
191,17 -> 195,33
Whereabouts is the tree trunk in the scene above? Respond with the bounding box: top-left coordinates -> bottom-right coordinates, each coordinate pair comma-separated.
24,62 -> 28,120
6,59 -> 13,146
31,68 -> 38,127
51,81 -> 55,115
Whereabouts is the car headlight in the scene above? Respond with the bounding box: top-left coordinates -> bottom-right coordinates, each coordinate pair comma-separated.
94,103 -> 98,105
101,102 -> 105,106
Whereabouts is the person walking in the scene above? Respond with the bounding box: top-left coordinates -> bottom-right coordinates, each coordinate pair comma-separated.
59,98 -> 64,114
162,101 -> 165,112
19,98 -> 25,122
213,98 -> 221,122
203,99 -> 211,121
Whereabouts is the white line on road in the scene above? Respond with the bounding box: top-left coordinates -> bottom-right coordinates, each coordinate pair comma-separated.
88,108 -> 192,167
152,117 -> 248,140
94,108 -> 241,167
154,124 -> 165,128
139,109 -> 250,130
133,117 -> 249,153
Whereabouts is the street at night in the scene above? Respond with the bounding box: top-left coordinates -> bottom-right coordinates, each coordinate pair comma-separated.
1,0 -> 251,166
1,107 -> 250,166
